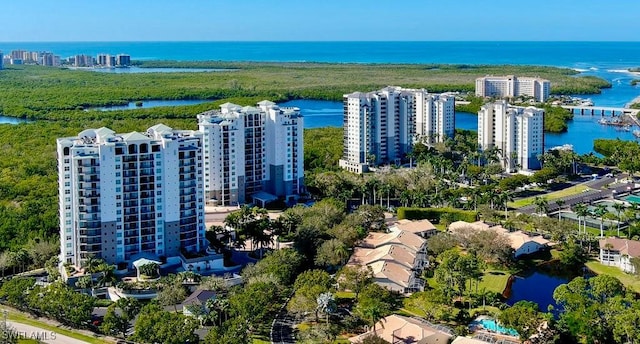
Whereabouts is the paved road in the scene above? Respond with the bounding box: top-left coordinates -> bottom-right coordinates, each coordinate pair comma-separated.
6,320 -> 90,344
270,294 -> 296,344
518,176 -> 638,214
271,313 -> 296,344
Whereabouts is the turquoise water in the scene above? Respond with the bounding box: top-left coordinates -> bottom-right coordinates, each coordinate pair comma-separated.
0,41 -> 638,152
0,116 -> 28,125
473,318 -> 519,337
625,195 -> 640,204
87,67 -> 235,74
1,42 -> 640,68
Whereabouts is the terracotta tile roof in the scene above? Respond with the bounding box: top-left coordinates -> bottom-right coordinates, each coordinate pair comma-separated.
450,221 -> 551,251
361,228 -> 426,252
349,314 -> 453,344
599,237 -> 640,257
348,244 -> 417,269
393,219 -> 437,234
368,260 -> 413,289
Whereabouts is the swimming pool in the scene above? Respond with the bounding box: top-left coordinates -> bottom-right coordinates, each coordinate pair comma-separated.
625,195 -> 640,204
472,318 -> 519,337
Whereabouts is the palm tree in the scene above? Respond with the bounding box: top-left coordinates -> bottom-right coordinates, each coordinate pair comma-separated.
533,196 -> 548,216
498,191 -> 514,219
96,263 -> 116,287
573,204 -> 588,235
555,199 -> 566,220
593,204 -> 608,238
612,202 -> 626,237
316,292 -> 337,325
625,207 -> 639,239
485,189 -> 498,210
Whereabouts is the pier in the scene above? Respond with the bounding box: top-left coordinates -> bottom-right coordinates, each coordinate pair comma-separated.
559,105 -> 640,117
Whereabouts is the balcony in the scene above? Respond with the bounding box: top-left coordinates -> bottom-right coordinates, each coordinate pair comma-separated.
79,237 -> 102,245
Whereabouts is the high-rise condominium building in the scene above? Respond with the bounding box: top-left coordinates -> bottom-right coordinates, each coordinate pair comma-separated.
116,54 -> 131,66
475,75 -> 551,102
198,100 -> 304,206
57,125 -> 205,266
478,100 -> 544,172
74,54 -> 94,67
96,54 -> 108,66
339,86 -> 455,173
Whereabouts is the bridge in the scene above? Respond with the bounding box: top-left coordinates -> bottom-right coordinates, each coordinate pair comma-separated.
558,105 -> 640,117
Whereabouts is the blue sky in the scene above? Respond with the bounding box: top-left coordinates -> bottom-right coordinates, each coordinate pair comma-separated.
1,0 -> 638,41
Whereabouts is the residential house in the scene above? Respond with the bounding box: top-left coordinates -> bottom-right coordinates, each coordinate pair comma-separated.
451,337 -> 491,344
449,221 -> 551,257
348,314 -> 454,344
599,237 -> 640,273
347,227 -> 427,294
391,219 -> 438,238
181,289 -> 217,317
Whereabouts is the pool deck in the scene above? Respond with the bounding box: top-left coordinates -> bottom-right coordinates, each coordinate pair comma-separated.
470,316 -> 520,341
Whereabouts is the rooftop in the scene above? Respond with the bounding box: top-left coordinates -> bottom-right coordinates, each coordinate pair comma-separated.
361,228 -> 426,253
392,219 -> 437,235
348,314 -> 453,344
600,237 -> 640,257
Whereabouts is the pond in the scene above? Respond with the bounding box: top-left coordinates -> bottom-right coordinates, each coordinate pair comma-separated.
90,99 -> 213,111
505,271 -> 568,312
504,267 -> 591,314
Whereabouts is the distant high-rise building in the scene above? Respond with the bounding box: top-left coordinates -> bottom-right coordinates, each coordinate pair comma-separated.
96,54 -> 108,66
57,125 -> 205,266
10,50 -> 26,60
106,54 -> 116,67
74,54 -> 94,67
198,101 -> 304,206
339,86 -> 455,173
30,52 -> 40,63
475,75 -> 551,102
478,100 -> 544,172
116,54 -> 131,66
41,52 -> 55,66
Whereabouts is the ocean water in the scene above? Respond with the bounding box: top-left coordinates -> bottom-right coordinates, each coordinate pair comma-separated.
1,41 -> 639,154
1,41 -> 639,69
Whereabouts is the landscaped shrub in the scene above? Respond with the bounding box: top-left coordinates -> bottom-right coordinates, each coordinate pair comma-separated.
397,207 -> 477,223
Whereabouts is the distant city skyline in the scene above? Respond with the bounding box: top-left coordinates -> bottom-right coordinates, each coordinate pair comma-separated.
1,0 -> 639,42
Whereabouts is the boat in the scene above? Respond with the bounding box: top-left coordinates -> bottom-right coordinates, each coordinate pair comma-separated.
633,130 -> 640,138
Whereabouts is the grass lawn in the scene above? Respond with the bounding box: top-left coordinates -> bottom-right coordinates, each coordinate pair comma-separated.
477,270 -> 511,294
335,291 -> 356,299
585,226 -> 618,238
585,260 -> 640,293
509,185 -> 591,208
427,268 -> 511,295
0,307 -> 112,344
434,223 -> 447,232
